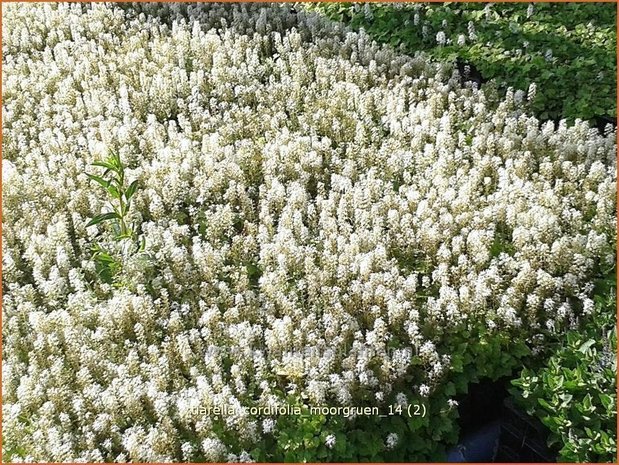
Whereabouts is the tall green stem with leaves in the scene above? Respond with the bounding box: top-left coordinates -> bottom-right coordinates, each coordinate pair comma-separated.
86,150 -> 143,284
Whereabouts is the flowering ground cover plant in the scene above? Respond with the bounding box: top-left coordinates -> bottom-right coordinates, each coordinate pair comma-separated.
509,270 -> 617,463
512,298 -> 617,463
2,2 -> 617,462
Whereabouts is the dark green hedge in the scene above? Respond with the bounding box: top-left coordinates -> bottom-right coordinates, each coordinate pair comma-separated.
312,2 -> 616,123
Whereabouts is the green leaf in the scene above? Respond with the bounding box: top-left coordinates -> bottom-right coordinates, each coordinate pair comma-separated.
578,339 -> 596,353
541,415 -> 559,429
125,180 -> 139,202
117,231 -> 134,241
92,160 -> 119,174
559,393 -> 573,408
444,382 -> 456,397
537,398 -> 553,411
86,212 -> 121,227
106,184 -> 121,199
599,393 -> 613,410
93,251 -> 115,263
86,173 -> 110,189
110,150 -> 122,170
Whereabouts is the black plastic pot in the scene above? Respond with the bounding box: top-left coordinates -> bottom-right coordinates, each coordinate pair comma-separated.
494,398 -> 557,463
447,379 -> 557,462
447,420 -> 501,462
447,378 -> 507,462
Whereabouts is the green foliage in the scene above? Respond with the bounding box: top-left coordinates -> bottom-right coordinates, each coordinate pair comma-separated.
242,321 -> 532,462
311,2 -> 616,123
86,150 -> 144,285
258,394 -> 457,462
2,414 -> 34,461
511,293 -> 617,462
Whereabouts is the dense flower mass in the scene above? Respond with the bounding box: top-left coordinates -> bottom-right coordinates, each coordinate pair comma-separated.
2,2 -> 616,462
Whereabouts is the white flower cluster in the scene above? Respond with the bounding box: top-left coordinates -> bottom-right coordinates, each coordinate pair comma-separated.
2,2 -> 616,462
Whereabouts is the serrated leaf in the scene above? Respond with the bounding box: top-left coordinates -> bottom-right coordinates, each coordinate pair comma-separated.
559,393 -> 573,408
599,393 -> 613,410
578,339 -> 596,353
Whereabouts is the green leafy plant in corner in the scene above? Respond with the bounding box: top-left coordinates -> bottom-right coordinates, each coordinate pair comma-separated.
510,294 -> 617,462
86,150 -> 144,285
